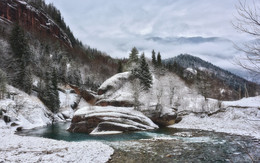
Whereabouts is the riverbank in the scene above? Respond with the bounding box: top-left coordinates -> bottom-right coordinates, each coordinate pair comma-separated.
0,127 -> 113,163
108,129 -> 260,163
171,98 -> 260,139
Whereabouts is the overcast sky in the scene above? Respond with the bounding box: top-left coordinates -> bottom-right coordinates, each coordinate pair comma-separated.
44,0 -> 258,75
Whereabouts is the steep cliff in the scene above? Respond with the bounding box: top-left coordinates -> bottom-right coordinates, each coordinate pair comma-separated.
0,0 -> 72,47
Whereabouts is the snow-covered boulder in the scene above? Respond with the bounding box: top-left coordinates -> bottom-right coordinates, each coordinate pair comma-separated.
143,104 -> 179,127
70,84 -> 97,105
0,86 -> 52,129
68,106 -> 158,134
97,72 -> 132,95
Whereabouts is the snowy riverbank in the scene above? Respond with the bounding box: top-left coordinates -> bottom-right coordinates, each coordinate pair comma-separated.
171,97 -> 260,139
0,127 -> 113,163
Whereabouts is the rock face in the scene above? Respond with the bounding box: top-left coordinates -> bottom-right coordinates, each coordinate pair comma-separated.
68,106 -> 158,134
95,100 -> 134,107
69,85 -> 97,105
97,72 -> 131,96
144,104 -> 179,127
0,0 -> 72,47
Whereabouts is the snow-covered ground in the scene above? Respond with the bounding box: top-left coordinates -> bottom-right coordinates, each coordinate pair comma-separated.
0,127 -> 113,163
0,86 -> 113,163
171,97 -> 260,139
0,85 -> 52,129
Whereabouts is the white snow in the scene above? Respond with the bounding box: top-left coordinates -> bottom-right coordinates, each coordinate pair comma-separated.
223,96 -> 260,108
186,67 -> 197,74
59,90 -> 78,108
90,130 -> 123,135
0,85 -> 52,129
99,72 -> 131,92
171,96 -> 260,139
99,70 -> 260,139
0,128 -> 113,163
75,106 -> 158,129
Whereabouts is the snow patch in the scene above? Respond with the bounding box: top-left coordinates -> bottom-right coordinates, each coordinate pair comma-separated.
0,128 -> 113,163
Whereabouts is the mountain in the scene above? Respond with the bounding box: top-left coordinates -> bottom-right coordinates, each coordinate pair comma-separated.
0,0 -> 119,89
164,54 -> 260,100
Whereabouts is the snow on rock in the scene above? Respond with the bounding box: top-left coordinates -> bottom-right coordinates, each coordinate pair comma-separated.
171,96 -> 260,139
185,67 -> 197,74
0,85 -> 52,129
0,128 -> 113,163
68,106 -> 158,133
98,72 -> 131,95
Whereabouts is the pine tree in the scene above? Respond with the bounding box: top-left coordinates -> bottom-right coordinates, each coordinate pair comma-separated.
9,24 -> 32,94
50,68 -> 60,113
137,53 -> 152,90
152,50 -> 156,65
68,63 -> 82,86
0,69 -> 6,99
117,61 -> 123,73
129,47 -> 139,63
38,68 -> 60,114
157,52 -> 162,67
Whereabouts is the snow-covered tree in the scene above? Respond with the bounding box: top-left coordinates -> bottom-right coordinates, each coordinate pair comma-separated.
157,52 -> 162,67
134,53 -> 153,90
9,24 -> 32,94
38,68 -> 60,114
117,60 -> 123,73
129,47 -> 139,63
0,69 -> 6,99
68,63 -> 82,86
152,50 -> 156,65
127,47 -> 139,70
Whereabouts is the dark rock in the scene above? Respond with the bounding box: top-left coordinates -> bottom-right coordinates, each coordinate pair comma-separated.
175,116 -> 182,124
146,104 -> 178,127
11,122 -> 19,126
70,85 -> 97,105
151,113 -> 177,127
97,89 -> 107,95
95,100 -> 134,107
16,127 -> 23,132
3,115 -> 11,123
96,122 -> 140,132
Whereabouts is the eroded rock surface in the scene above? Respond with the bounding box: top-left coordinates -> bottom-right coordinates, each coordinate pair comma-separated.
68,106 -> 158,134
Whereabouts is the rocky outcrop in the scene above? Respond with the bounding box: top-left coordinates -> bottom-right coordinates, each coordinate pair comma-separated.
69,85 -> 97,105
95,100 -> 134,107
0,0 -> 72,47
97,72 -> 131,96
67,106 -> 158,134
143,104 -> 180,127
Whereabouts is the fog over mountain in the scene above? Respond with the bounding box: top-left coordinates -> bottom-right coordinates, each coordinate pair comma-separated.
45,0 -> 259,78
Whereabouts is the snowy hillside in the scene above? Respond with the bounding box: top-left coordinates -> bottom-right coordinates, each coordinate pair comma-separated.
0,85 -> 83,130
97,71 -> 219,113
0,85 -> 52,129
172,97 -> 260,139
95,70 -> 260,139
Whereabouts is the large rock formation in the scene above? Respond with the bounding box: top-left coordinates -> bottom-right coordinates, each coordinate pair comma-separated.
144,104 -> 178,127
69,85 -> 97,105
68,106 -> 158,134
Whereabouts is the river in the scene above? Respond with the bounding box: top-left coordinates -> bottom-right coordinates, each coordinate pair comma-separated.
17,122 -> 260,162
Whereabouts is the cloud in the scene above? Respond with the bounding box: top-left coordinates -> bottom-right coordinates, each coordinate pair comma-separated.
44,0 -> 260,75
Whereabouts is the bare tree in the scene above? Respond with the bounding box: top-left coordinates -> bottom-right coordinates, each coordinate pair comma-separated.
233,0 -> 260,77
131,78 -> 142,110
